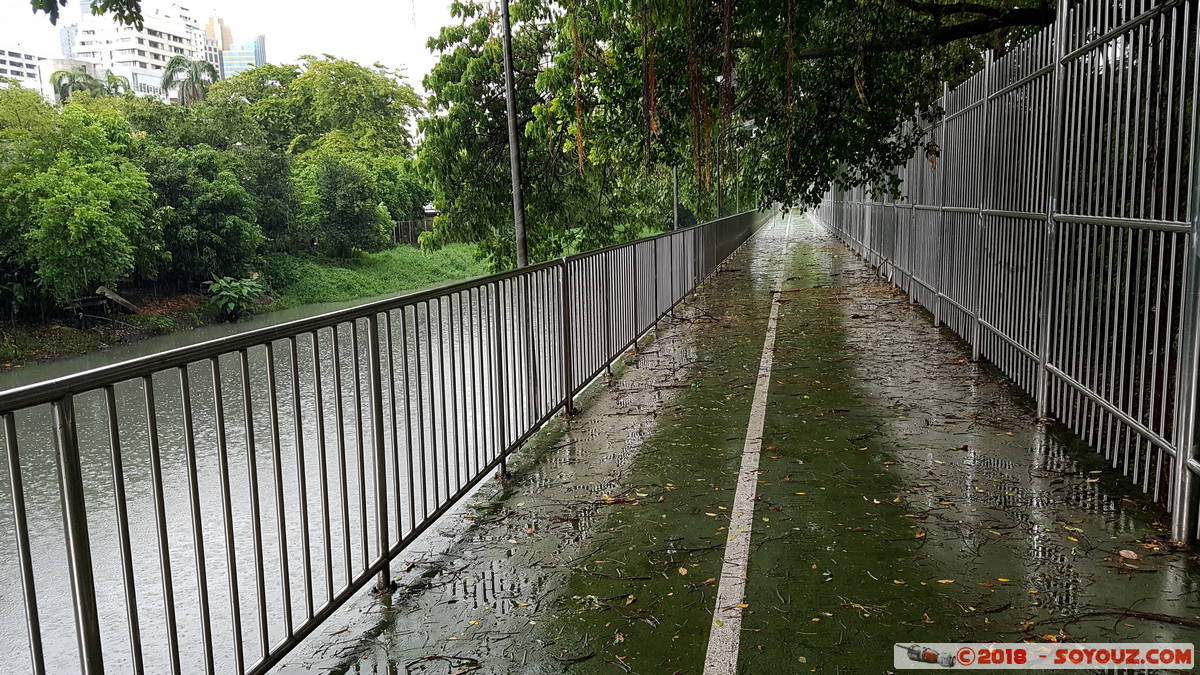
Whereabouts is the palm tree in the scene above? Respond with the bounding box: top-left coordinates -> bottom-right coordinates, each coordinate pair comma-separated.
49,67 -> 103,102
161,56 -> 219,106
100,70 -> 132,96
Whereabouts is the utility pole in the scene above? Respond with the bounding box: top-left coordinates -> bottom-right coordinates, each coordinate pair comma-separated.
500,0 -> 528,267
672,166 -> 679,230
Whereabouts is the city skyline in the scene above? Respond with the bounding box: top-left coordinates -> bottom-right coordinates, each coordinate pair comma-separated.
1,0 -> 454,93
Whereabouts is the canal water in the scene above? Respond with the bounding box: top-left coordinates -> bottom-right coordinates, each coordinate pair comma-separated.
0,281 -> 551,674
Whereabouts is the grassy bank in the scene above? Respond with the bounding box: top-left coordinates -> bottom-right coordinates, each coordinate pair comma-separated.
262,243 -> 486,310
1,243 -> 486,370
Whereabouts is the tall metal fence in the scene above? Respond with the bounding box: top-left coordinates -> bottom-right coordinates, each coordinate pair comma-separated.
0,211 -> 767,674
815,0 -> 1200,542
392,218 -> 433,246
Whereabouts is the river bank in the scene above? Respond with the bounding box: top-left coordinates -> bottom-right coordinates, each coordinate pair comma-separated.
0,243 -> 485,371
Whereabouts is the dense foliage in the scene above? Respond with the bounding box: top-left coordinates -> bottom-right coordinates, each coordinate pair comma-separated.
12,0 -> 1056,308
0,56 -> 428,318
416,0 -> 1050,268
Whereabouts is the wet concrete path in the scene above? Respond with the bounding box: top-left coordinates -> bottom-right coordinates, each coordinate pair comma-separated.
283,214 -> 1200,674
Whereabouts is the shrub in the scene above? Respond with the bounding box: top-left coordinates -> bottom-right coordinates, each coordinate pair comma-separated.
203,274 -> 263,321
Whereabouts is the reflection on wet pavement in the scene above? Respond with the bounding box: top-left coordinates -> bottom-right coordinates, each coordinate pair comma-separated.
284,214 -> 1199,674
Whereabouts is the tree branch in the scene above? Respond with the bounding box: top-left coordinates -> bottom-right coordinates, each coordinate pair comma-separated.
793,6 -> 1054,60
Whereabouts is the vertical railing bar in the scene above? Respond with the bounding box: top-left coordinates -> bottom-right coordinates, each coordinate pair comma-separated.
237,348 -> 270,659
493,281 -> 509,474
447,295 -> 462,493
288,336 -> 315,620
309,331 -> 334,604
400,308 -> 418,533
264,342 -> 294,638
141,376 -> 181,674
384,311 -> 404,544
1035,0 -> 1071,418
413,304 -> 429,520
176,368 -> 214,674
367,313 -> 391,590
4,412 -> 46,675
210,357 -> 245,673
53,394 -> 106,675
350,321 -> 369,571
331,326 -> 352,586
1170,4 -> 1200,538
435,298 -> 450,503
561,260 -> 575,412
467,289 -> 483,476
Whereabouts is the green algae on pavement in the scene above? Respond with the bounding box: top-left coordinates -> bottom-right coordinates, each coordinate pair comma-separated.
737,220 -> 1200,674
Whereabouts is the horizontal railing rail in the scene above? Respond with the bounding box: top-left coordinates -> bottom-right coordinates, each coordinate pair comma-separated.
815,0 -> 1200,543
0,210 -> 768,675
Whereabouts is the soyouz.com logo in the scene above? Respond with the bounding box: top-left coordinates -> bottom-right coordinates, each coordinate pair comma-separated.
894,643 -> 1195,670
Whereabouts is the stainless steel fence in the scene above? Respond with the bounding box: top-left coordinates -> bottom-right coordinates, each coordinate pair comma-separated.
815,0 -> 1200,543
0,210 -> 766,674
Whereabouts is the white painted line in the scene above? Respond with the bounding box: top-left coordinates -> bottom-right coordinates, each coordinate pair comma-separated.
703,213 -> 792,674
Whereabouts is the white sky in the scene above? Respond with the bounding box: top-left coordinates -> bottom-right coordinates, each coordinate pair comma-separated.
0,0 -> 458,93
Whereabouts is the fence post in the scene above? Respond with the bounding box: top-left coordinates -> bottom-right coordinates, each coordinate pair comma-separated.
367,313 -> 391,591
933,81 -> 949,328
560,260 -> 577,415
52,394 -> 104,674
970,52 -> 995,362
1169,72 -> 1200,543
1034,0 -> 1070,420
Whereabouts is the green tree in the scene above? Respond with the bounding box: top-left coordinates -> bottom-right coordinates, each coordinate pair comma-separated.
294,153 -> 390,258
139,144 -> 264,281
0,104 -> 164,301
161,56 -> 219,106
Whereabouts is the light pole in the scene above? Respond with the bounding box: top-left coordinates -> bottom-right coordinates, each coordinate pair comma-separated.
500,0 -> 528,268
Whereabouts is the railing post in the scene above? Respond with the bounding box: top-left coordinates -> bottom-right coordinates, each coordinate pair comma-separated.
602,253 -> 614,376
1035,0 -> 1070,420
367,313 -> 392,591
1169,45 -> 1200,543
52,393 -> 104,674
632,244 -> 640,353
491,282 -> 510,478
560,260 -> 577,414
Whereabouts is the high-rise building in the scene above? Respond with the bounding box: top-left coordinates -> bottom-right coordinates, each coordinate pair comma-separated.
64,1 -> 228,100
205,16 -> 233,50
0,45 -> 44,92
59,24 -> 77,58
220,35 -> 265,79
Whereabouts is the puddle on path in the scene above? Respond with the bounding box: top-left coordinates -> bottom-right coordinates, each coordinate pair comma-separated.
284,215 -> 1200,674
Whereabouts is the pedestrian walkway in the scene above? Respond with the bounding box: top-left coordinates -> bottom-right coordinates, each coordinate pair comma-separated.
282,213 -> 1199,674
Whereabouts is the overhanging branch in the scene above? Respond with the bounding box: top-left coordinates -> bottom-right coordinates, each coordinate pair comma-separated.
793,6 -> 1055,60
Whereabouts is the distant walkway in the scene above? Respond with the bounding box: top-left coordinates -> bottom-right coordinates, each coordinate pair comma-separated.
283,213 -> 1197,674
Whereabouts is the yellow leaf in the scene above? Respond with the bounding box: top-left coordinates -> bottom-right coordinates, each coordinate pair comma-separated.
678,567 -> 688,575
997,578 -> 1011,582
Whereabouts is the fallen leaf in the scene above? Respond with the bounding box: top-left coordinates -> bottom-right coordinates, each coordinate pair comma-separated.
1118,549 -> 1140,560
678,567 -> 688,575
936,579 -> 954,584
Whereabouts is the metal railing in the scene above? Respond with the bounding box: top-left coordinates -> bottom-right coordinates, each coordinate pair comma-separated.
815,0 -> 1200,542
0,210 -> 767,674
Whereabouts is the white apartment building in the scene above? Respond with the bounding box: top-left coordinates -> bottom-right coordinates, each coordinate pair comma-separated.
0,46 -> 44,92
69,2 -> 223,101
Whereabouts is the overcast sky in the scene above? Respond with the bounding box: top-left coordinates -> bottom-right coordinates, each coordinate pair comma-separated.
0,0 -> 459,93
